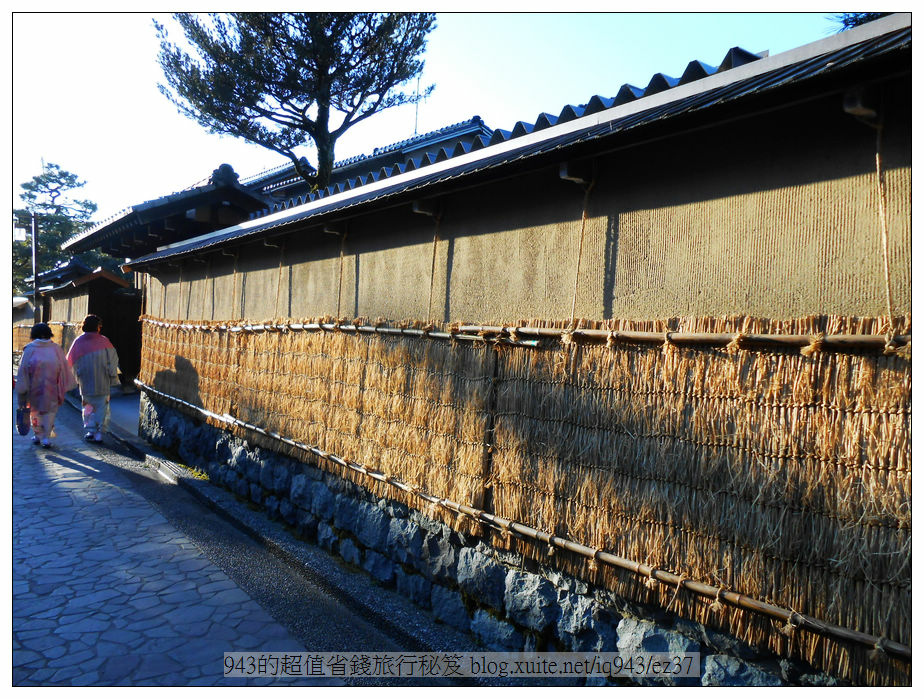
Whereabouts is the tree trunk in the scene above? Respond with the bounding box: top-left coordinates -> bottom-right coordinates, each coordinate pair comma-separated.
315,137 -> 336,190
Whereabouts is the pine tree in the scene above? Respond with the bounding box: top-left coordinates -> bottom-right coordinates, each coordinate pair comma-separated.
13,164 -> 121,295
155,13 -> 436,189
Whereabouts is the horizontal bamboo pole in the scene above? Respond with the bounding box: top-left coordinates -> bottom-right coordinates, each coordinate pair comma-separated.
136,378 -> 911,664
140,317 -> 541,347
140,317 -> 909,354
457,325 -> 911,351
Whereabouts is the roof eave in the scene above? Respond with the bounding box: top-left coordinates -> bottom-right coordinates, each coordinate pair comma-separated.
124,14 -> 910,272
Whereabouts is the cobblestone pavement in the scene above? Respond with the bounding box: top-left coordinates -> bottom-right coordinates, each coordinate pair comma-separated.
11,401 -> 326,686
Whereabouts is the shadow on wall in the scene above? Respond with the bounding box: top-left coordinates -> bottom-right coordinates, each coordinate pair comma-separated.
152,355 -> 202,409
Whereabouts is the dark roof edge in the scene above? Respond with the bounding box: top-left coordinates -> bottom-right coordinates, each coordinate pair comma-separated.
42,268 -> 131,294
63,178 -> 268,252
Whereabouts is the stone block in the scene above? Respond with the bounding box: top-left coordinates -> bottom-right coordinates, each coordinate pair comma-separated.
339,538 -> 361,566
420,531 -> 457,582
249,483 -> 263,505
214,433 -> 234,465
233,476 -> 249,498
290,474 -> 309,507
674,618 -> 761,661
296,510 -> 318,540
409,510 -> 448,537
259,461 -> 275,491
333,494 -> 357,533
355,504 -> 389,552
504,569 -> 559,632
457,548 -> 506,612
362,551 -> 395,585
430,585 -> 469,631
272,459 -> 291,493
701,655 -> 783,687
311,483 -> 335,521
317,522 -> 337,552
557,593 -> 620,652
540,566 -> 589,595
264,495 -> 280,520
386,517 -> 424,566
383,499 -> 409,520
470,609 -> 523,651
396,572 -> 432,609
231,445 -> 257,481
617,617 -> 700,657
279,498 -> 297,525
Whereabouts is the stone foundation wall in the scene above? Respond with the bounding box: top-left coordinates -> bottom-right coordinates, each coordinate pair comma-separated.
139,394 -> 837,687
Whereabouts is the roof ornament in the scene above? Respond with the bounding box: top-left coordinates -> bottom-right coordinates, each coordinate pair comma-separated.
209,163 -> 240,186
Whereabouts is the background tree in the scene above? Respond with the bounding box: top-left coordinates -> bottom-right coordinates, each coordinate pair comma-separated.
832,13 -> 891,31
13,163 -> 122,295
155,12 -> 436,189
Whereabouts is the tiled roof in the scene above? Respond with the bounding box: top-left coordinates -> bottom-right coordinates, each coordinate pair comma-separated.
123,14 -> 909,269
240,116 -> 494,199
239,47 -> 773,218
62,171 -> 269,254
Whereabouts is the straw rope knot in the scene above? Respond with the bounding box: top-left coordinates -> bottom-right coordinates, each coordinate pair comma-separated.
546,543 -> 556,558
868,636 -> 888,662
710,586 -> 726,614
606,329 -> 618,350
587,548 -> 600,571
725,332 -> 746,355
662,331 -> 676,355
883,332 -> 911,358
507,327 -> 520,344
645,572 -> 660,590
781,611 -> 799,637
668,577 -> 689,610
800,333 -> 825,357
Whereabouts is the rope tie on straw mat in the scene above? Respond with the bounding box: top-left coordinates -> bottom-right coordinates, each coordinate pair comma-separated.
800,333 -> 825,357
781,611 -> 799,638
668,577 -> 689,611
874,111 -> 896,340
586,548 -> 600,571
868,636 -> 888,662
725,332 -> 746,355
662,331 -> 677,355
710,586 -> 726,614
569,179 -> 595,325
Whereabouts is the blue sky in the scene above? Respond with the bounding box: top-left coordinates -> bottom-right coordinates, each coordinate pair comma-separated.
12,11 -> 839,220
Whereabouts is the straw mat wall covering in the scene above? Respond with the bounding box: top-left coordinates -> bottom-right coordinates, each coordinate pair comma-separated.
139,313 -> 910,685
13,322 -> 81,352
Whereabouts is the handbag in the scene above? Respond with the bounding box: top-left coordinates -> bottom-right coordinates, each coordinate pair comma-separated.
16,407 -> 30,436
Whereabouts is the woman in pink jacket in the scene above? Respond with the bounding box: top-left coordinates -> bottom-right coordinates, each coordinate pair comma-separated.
66,314 -> 120,443
16,323 -> 76,448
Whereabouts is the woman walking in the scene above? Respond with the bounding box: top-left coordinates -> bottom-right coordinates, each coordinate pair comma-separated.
66,314 -> 121,443
15,323 -> 76,448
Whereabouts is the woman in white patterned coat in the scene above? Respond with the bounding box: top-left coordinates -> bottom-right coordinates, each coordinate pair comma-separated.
16,323 -> 77,448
